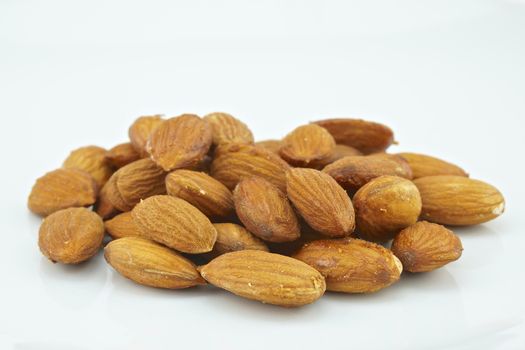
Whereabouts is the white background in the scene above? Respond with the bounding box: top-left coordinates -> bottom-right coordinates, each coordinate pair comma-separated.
1,1 -> 524,349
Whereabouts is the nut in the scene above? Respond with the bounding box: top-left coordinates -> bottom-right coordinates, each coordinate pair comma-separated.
63,145 -> 113,188
254,139 -> 283,153
316,144 -> 363,168
106,142 -> 141,169
204,223 -> 269,259
128,115 -> 164,157
203,112 -> 254,146
279,124 -> 335,167
104,212 -> 144,240
397,153 -> 468,179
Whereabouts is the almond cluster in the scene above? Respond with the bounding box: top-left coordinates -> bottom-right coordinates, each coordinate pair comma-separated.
28,113 -> 505,307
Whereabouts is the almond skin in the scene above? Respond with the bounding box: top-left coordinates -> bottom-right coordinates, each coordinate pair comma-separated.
131,195 -> 217,253
254,139 -> 283,154
279,124 -> 336,167
204,223 -> 269,259
316,144 -> 363,168
313,118 -> 394,154
39,207 -> 104,264
199,250 -> 326,307
105,237 -> 205,289
166,169 -> 234,218
106,142 -> 141,169
413,175 -> 505,225
63,145 -> 113,188
147,114 -> 213,171
286,168 -> 355,237
398,153 -> 468,179
233,177 -> 300,242
391,221 -> 463,272
104,212 -> 144,239
294,238 -> 402,293
94,180 -> 120,219
203,112 -> 254,146
28,168 -> 98,217
353,175 -> 422,242
128,115 -> 164,157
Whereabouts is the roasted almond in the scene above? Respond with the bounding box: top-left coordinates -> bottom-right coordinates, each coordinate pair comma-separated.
203,112 -> 254,146
204,223 -> 269,259
254,139 -> 283,154
104,212 -> 144,239
128,115 -> 164,157
106,142 -> 141,169
63,145 -> 113,188
94,179 -> 120,219
279,124 -> 336,167
398,153 -> 468,179
316,144 -> 363,168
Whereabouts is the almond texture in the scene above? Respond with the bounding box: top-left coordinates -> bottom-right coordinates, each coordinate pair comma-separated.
316,144 -> 363,168
104,212 -> 144,239
106,142 -> 141,169
63,145 -> 113,188
203,112 -> 254,146
128,115 -> 164,157
398,152 -> 468,179
254,139 -> 283,154
205,223 -> 269,259
279,124 -> 336,167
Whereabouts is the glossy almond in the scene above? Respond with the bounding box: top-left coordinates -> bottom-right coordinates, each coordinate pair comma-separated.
294,238 -> 402,293
199,250 -> 326,307
39,207 -> 104,264
391,221 -> 463,272
106,142 -> 141,169
104,212 -> 144,239
147,114 -> 213,171
206,223 -> 269,259
166,169 -> 234,218
63,145 -> 113,188
286,168 -> 355,237
398,153 -> 468,179
233,177 -> 300,242
131,195 -> 217,253
28,168 -> 98,217
105,237 -> 205,289
413,175 -> 505,225
254,139 -> 282,154
279,124 -> 336,167
203,112 -> 254,146
128,115 -> 164,157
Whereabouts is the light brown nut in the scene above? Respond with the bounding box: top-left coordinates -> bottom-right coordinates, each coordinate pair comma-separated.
323,155 -> 412,194
413,175 -> 505,225
233,177 -> 300,242
286,168 -> 355,237
254,139 -> 283,154
166,170 -> 234,218
104,212 -> 144,239
131,195 -> 217,253
316,144 -> 363,168
294,238 -> 402,293
391,221 -> 463,272
146,114 -> 213,171
106,142 -> 141,169
199,250 -> 326,307
313,118 -> 394,154
39,207 -> 104,264
28,168 -> 98,217
279,124 -> 336,167
105,237 -> 205,289
203,112 -> 254,146
368,153 -> 413,178
94,179 -> 120,219
210,144 -> 290,191
128,115 -> 164,157
206,223 -> 269,258
398,153 -> 468,179
63,146 -> 113,188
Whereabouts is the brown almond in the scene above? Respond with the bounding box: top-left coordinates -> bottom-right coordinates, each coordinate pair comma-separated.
128,115 -> 164,157
105,237 -> 205,289
279,124 -> 336,167
391,221 -> 463,272
286,168 -> 355,237
233,177 -> 300,242
413,175 -> 505,225
28,168 -> 98,217
203,112 -> 254,146
94,179 -> 120,219
106,142 -> 141,169
131,195 -> 217,253
104,212 -> 144,239
39,207 -> 104,264
63,146 -> 113,188
294,238 -> 402,293
398,153 -> 468,179
205,223 -> 269,259
254,139 -> 283,154
316,144 -> 363,168
199,250 -> 326,307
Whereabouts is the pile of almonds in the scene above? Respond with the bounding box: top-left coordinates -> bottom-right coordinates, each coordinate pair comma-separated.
28,113 -> 505,307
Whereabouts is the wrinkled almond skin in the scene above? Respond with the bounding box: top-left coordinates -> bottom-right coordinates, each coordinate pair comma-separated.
286,168 -> 355,237
233,177 -> 300,242
199,250 -> 326,307
94,180 -> 120,219
398,153 -> 468,179
391,221 -> 463,272
147,114 -> 213,171
313,118 -> 394,154
105,237 -> 205,289
166,170 -> 234,218
294,238 -> 402,293
413,176 -> 505,225
279,124 -> 336,167
368,153 -> 413,178
104,212 -> 144,239
255,139 -> 283,154
131,195 -> 217,253
106,142 -> 141,169
39,207 -> 104,264
63,146 -> 113,188
204,223 -> 269,259
323,155 -> 412,194
203,112 -> 254,146
354,175 -> 422,242
28,168 -> 98,217
316,144 -> 363,168
128,115 -> 164,157
210,144 -> 290,191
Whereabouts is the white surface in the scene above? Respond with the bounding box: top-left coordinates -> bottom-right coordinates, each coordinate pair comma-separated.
1,1 -> 524,349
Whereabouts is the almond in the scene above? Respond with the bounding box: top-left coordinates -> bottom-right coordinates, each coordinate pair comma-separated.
199,250 -> 326,307
205,223 -> 269,259
146,114 -> 213,171
106,142 -> 141,169
233,177 -> 300,242
128,115 -> 164,157
353,175 -> 421,242
94,180 -> 120,219
279,124 -> 336,167
398,153 -> 468,179
104,212 -> 144,239
203,112 -> 254,146
131,195 -> 217,253
294,238 -> 402,293
391,221 -> 463,272
28,168 -> 98,217
313,118 -> 394,154
39,207 -> 104,264
63,145 -> 113,188
105,237 -> 205,289
166,169 -> 234,218
316,144 -> 363,168
254,139 -> 283,153
286,168 -> 355,237
413,175 -> 505,225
